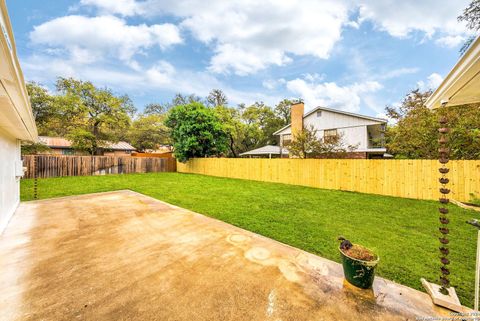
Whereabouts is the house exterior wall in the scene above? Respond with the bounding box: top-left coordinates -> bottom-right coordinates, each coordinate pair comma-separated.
0,131 -> 20,233
337,126 -> 367,150
278,109 -> 383,150
0,1 -> 38,234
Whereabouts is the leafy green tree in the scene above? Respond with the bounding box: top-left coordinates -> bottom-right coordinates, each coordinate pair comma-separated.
21,141 -> 51,155
207,89 -> 228,107
287,125 -> 357,158
165,102 -> 228,162
214,105 -> 247,157
171,93 -> 203,107
274,99 -> 292,125
241,102 -> 284,148
285,125 -> 322,158
26,82 -> 66,136
211,99 -> 289,156
66,129 -> 97,155
56,77 -> 136,154
459,0 -> 480,31
385,89 -> 438,159
385,89 -> 480,159
129,114 -> 170,152
458,0 -> 480,53
444,104 -> 480,159
144,103 -> 168,115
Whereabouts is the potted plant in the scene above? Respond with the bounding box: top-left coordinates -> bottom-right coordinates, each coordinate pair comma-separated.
338,236 -> 379,289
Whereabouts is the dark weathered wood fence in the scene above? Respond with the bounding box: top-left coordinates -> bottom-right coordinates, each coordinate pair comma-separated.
23,155 -> 176,179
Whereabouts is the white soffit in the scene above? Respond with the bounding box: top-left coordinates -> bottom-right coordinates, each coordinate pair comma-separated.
426,36 -> 480,109
0,1 -> 38,141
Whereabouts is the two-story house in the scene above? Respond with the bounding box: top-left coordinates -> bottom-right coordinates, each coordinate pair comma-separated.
274,102 -> 388,159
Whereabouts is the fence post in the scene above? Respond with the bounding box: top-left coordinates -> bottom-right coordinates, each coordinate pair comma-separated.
33,155 -> 38,200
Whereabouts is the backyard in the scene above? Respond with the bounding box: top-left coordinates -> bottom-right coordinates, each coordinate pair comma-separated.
20,172 -> 478,307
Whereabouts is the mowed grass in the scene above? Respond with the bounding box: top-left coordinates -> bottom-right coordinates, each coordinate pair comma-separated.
21,172 -> 477,307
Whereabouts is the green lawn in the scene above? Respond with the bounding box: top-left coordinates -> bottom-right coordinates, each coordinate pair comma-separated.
21,172 -> 477,307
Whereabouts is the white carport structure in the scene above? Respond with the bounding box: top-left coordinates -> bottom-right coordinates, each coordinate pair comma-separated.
239,145 -> 289,158
423,35 -> 480,312
0,0 -> 38,233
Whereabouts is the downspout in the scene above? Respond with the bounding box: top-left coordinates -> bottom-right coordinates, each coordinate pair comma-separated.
438,101 -> 451,295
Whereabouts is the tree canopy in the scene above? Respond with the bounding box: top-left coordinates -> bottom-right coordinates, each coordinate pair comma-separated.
56,78 -> 136,154
128,114 -> 170,152
27,78 -> 136,154
25,82 -> 293,157
165,102 -> 229,162
207,89 -> 228,107
458,0 -> 480,53
385,89 -> 480,159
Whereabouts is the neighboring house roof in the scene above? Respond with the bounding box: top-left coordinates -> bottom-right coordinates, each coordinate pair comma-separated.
38,136 -> 136,151
273,106 -> 387,135
0,0 -> 37,141
239,145 -> 289,156
104,141 -> 136,151
425,36 -> 480,109
38,136 -> 71,148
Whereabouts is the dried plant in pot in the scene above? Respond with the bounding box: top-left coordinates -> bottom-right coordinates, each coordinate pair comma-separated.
338,236 -> 379,289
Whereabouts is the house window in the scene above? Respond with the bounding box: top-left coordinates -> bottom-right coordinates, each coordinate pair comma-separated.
62,149 -> 74,155
316,111 -> 322,117
282,134 -> 292,146
323,129 -> 338,143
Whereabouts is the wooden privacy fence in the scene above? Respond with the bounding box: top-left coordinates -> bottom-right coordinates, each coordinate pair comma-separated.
23,155 -> 176,179
177,158 -> 480,202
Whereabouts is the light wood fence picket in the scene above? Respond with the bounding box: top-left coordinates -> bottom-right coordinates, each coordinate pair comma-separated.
177,158 -> 480,202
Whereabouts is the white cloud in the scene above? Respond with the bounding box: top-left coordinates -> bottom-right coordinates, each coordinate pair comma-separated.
208,44 -> 292,76
379,67 -> 419,80
145,61 -> 176,86
417,72 -> 443,90
30,15 -> 182,67
82,0 -> 349,75
262,78 -> 286,90
356,0 -> 470,38
303,73 -> 325,82
435,35 -> 466,48
22,53 -> 281,107
79,0 -> 144,16
78,0 -> 472,76
286,77 -> 383,113
24,0 -> 470,112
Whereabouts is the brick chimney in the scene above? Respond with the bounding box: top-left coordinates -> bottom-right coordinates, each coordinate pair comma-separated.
291,101 -> 304,138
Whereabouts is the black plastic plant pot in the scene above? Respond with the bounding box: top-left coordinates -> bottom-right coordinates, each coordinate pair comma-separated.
339,245 -> 379,289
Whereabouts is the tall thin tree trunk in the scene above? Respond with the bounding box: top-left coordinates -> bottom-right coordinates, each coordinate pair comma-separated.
229,134 -> 237,157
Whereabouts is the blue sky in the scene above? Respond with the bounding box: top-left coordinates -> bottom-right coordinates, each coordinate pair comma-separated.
7,0 -> 474,117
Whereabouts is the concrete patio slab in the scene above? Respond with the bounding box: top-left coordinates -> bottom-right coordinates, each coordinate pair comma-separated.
0,190 -> 456,320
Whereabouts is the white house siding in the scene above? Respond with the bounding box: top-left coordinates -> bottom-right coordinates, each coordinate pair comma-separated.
277,109 -> 382,150
0,131 -> 20,233
337,126 -> 367,150
303,109 -> 381,130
